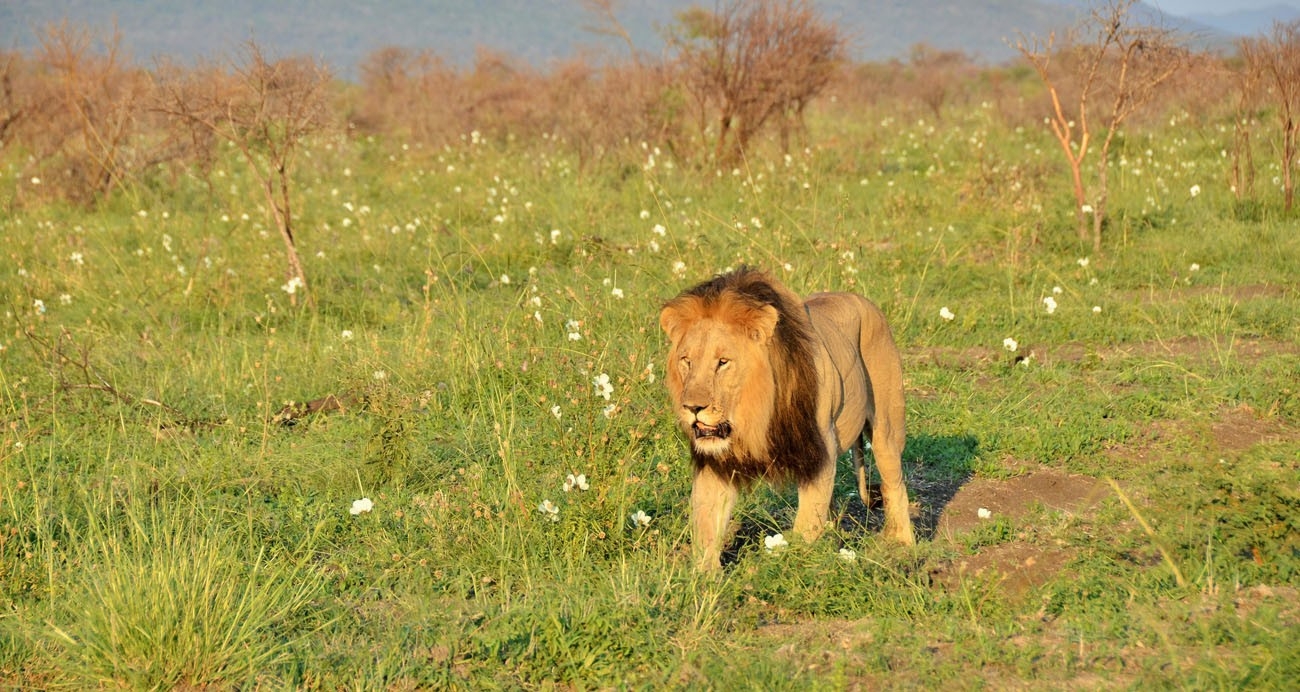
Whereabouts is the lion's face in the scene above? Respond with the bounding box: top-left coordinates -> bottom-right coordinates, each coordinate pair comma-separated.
660,294 -> 779,460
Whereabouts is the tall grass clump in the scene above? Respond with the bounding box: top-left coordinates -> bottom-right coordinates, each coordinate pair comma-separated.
39,506 -> 323,689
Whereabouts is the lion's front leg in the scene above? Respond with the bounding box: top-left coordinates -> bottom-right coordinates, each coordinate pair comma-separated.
691,464 -> 739,571
793,450 -> 836,543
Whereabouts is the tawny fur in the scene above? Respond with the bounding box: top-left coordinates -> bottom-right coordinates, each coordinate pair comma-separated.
660,267 -> 915,570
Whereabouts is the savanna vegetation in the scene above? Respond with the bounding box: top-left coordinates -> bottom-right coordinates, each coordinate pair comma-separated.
1,0 -> 1297,688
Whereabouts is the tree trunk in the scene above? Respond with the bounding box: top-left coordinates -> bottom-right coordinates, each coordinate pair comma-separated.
1283,119 -> 1295,212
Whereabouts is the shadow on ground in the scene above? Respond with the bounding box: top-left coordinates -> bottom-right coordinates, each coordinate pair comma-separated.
721,433 -> 981,566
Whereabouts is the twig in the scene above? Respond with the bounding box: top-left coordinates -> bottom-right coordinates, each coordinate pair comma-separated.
22,326 -> 206,430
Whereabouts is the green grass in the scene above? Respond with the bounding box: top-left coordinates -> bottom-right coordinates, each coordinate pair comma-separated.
2,105 -> 1298,688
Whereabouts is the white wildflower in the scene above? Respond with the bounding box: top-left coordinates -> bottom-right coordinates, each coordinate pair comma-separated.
593,373 -> 613,400
563,473 -> 589,492
538,499 -> 560,522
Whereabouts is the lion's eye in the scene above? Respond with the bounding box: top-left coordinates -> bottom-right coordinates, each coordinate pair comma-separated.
717,358 -> 730,369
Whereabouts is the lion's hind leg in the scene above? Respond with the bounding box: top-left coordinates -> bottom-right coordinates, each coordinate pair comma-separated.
870,416 -> 915,545
856,301 -> 916,546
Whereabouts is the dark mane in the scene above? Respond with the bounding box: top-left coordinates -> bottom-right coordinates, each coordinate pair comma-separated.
684,267 -> 827,484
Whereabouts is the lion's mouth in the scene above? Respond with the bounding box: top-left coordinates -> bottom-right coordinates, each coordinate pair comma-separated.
692,421 -> 732,440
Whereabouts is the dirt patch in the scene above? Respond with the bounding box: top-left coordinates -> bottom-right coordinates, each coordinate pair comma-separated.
934,469 -> 1109,538
1124,283 -> 1292,305
940,541 -> 1080,594
908,336 -> 1297,375
1102,418 -> 1185,467
1211,404 -> 1293,454
928,469 -> 1109,597
1103,403 -> 1296,467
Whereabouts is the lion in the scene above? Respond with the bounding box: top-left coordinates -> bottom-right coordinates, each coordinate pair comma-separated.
659,267 -> 915,570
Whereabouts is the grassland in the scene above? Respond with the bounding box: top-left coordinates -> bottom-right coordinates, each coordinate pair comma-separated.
1,101 -> 1297,689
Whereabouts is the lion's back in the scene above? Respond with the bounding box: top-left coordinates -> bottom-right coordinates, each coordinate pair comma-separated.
803,291 -> 891,353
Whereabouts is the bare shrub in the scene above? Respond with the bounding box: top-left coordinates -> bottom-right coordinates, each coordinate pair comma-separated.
353,45 -> 685,167
905,44 -> 979,121
668,0 -> 846,164
0,51 -> 43,147
0,23 -> 209,208
15,23 -> 157,205
354,48 -> 535,147
544,56 -> 688,165
1239,20 -> 1300,211
1015,0 -> 1187,252
1226,52 -> 1263,203
154,42 -> 332,303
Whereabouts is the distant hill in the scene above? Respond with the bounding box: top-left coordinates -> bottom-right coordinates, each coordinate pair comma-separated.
0,0 -> 1259,81
1186,4 -> 1300,36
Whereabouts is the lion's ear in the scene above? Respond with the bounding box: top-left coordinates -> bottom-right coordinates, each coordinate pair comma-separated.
747,304 -> 780,344
659,300 -> 693,345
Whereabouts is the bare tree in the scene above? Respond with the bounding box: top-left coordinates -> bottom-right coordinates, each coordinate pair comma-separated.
1239,20 -> 1300,211
1015,0 -> 1186,252
669,0 -> 846,164
155,42 -> 331,303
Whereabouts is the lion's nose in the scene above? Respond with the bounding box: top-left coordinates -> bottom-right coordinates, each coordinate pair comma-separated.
683,404 -> 706,417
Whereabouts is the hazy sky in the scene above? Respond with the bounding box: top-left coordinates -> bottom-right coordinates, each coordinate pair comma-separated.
1151,0 -> 1300,14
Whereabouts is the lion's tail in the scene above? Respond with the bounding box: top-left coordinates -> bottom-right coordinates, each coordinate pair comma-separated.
853,438 -> 871,509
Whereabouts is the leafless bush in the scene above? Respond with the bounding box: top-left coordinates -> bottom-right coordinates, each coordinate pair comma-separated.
354,48 -> 540,147
668,0 -> 846,164
0,51 -> 42,147
904,44 -> 980,121
539,56 -> 687,165
0,23 -> 210,208
353,46 -> 684,166
11,24 -> 159,205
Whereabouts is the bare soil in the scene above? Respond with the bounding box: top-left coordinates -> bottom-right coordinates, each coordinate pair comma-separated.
925,468 -> 1108,595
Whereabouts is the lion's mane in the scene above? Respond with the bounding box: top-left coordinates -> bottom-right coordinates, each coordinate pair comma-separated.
666,267 -> 828,484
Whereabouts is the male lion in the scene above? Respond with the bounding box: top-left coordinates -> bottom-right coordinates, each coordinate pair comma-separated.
659,267 -> 915,570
